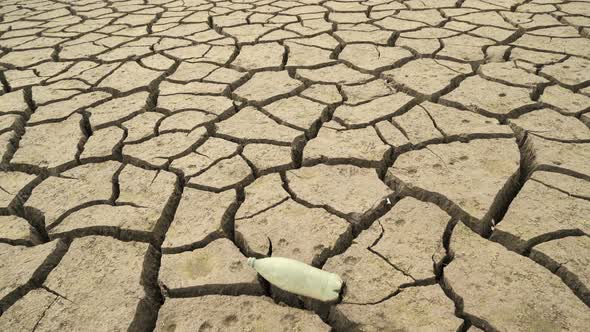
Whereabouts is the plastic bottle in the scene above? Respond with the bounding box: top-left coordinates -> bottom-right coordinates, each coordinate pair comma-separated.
247,256 -> 343,302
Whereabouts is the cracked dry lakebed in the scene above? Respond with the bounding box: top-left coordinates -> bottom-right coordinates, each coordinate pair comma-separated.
0,0 -> 589,331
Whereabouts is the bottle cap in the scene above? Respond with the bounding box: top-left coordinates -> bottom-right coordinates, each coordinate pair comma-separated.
247,257 -> 256,268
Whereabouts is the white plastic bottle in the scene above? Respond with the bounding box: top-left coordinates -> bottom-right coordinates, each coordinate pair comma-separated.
247,257 -> 343,302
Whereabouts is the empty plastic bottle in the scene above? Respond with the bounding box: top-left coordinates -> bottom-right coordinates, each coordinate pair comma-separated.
247,256 -> 343,302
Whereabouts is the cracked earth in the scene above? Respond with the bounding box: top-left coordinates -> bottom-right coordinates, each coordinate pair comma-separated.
0,0 -> 589,330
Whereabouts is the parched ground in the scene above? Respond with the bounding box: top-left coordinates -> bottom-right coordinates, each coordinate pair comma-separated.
0,0 -> 589,330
